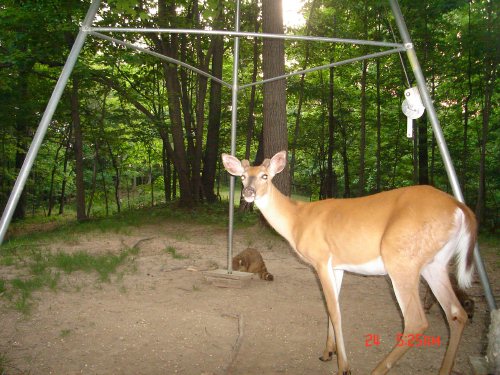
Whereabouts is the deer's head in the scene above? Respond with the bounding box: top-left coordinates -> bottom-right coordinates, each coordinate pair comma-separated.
221,151 -> 287,203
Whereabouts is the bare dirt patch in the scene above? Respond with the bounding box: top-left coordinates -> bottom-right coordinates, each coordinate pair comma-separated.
0,220 -> 498,374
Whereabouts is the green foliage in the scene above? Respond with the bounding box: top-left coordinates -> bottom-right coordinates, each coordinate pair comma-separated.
0,0 -> 497,229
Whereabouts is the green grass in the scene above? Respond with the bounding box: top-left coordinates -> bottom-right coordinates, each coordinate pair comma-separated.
0,245 -> 139,314
1,197 -> 261,314
0,352 -> 11,375
164,246 -> 188,260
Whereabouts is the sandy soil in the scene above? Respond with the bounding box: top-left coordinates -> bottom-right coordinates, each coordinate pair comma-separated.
0,219 -> 498,375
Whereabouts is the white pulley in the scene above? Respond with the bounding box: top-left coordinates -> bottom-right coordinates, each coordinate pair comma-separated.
401,87 -> 425,138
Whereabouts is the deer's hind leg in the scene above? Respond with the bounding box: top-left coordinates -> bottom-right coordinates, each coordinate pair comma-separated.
372,261 -> 428,375
421,261 -> 467,375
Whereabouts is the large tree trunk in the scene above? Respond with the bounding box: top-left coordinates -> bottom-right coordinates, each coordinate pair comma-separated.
71,76 -> 87,222
157,0 -> 194,207
262,0 -> 289,196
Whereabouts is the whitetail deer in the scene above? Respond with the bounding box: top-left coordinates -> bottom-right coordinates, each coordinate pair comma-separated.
222,151 -> 477,375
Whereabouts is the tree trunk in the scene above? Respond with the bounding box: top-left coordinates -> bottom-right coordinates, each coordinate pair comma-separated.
262,0 -> 289,196
157,0 -> 194,207
202,26 -> 224,203
239,7 -> 260,213
162,138 -> 172,202
375,16 -> 382,192
359,58 -> 368,196
358,1 -> 368,196
71,76 -> 87,221
289,0 -> 319,190
59,124 -> 73,215
47,131 -> 66,216
337,98 -> 350,198
106,140 -> 121,213
460,1 -> 472,199
475,0 -> 496,226
12,61 -> 32,221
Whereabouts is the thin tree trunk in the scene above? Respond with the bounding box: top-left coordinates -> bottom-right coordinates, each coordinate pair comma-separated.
358,0 -> 368,196
106,140 -> 121,213
162,138 -> 172,202
290,0 -> 319,189
202,3 -> 224,203
239,6 -> 260,213
101,169 -> 109,216
59,124 -> 73,215
86,143 -> 98,217
375,15 -> 382,192
476,0 -> 496,225
337,98 -> 350,198
71,75 -> 87,221
460,1 -> 472,199
47,133 -> 66,216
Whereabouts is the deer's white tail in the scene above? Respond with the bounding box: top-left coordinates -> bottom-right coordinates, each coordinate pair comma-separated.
452,207 -> 477,289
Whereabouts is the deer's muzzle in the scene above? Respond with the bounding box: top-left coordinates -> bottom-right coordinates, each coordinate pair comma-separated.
242,186 -> 256,202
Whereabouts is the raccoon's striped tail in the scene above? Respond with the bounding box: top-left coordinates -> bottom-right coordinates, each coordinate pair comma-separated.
261,270 -> 274,281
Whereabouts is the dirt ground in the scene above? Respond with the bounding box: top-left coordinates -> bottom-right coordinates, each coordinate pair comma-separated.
0,219 -> 498,375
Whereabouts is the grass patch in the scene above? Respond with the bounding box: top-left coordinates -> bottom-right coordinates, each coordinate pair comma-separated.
164,246 -> 188,260
51,250 -> 131,282
0,245 -> 139,314
60,329 -> 72,338
0,352 -> 11,375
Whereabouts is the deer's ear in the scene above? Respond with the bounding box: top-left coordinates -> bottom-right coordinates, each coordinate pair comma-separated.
221,154 -> 245,176
269,151 -> 287,177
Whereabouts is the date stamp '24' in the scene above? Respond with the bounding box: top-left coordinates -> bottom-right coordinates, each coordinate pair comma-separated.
365,333 -> 441,347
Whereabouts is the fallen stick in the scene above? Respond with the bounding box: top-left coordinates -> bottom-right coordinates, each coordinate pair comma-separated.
222,313 -> 244,375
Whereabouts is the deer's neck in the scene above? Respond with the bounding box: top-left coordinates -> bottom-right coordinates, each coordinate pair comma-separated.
255,183 -> 300,247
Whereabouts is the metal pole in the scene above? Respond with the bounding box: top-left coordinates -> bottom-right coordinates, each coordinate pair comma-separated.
0,0 -> 102,245
89,26 -> 403,49
389,0 -> 497,311
89,31 -> 232,89
240,47 -> 405,90
227,0 -> 241,274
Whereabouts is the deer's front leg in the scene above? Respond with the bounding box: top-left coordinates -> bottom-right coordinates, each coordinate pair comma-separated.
317,259 -> 350,374
320,269 -> 344,362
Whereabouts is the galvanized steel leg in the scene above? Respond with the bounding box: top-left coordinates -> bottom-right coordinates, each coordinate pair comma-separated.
0,0 -> 102,244
389,0 -> 496,311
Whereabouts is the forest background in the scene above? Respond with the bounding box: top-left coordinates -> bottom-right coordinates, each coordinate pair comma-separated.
0,0 -> 498,232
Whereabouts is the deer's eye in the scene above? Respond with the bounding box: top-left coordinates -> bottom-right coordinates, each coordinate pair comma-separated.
261,174 -> 268,180
241,175 -> 246,181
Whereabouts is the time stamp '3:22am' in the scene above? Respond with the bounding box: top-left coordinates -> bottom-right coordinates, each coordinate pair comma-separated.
365,333 -> 441,347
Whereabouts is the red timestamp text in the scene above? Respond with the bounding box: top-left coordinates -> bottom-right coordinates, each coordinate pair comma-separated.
395,333 -> 441,347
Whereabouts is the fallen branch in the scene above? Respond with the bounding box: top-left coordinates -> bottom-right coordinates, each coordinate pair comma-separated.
222,313 -> 244,375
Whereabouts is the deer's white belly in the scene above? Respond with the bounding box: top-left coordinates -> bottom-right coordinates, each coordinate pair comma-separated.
334,256 -> 387,276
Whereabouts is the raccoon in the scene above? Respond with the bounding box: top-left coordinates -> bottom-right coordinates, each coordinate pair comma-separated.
232,248 -> 274,281
424,273 -> 475,321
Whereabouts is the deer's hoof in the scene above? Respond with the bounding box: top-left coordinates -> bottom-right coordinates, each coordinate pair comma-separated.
319,352 -> 333,362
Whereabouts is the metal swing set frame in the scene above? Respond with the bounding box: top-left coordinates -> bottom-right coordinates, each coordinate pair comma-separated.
0,0 -> 495,311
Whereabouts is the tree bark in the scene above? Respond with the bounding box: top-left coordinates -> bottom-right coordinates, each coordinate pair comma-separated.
262,0 -> 289,196
202,27 -> 224,203
71,76 -> 87,221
